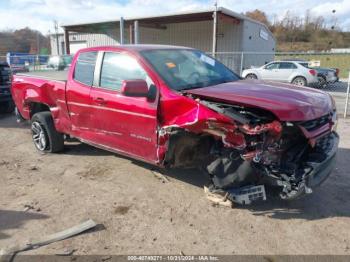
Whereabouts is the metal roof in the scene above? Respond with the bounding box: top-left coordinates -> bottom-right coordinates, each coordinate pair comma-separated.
61,6 -> 272,34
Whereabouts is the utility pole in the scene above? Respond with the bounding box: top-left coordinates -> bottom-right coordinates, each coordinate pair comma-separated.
212,0 -> 218,57
54,20 -> 59,55
36,31 -> 40,54
120,17 -> 124,45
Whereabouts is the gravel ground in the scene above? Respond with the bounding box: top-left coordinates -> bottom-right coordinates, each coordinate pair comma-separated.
0,113 -> 350,256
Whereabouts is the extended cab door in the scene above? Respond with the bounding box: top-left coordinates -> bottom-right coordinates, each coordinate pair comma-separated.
66,51 -> 97,140
88,51 -> 159,163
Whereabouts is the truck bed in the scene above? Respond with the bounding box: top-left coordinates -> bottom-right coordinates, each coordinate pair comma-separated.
16,70 -> 68,82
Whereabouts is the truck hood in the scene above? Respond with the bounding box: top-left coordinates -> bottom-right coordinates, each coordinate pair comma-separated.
185,80 -> 333,121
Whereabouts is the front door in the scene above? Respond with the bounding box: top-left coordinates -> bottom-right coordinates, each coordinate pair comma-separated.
89,51 -> 159,163
260,62 -> 280,81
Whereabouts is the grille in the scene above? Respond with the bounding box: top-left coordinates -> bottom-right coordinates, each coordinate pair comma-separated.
298,114 -> 331,131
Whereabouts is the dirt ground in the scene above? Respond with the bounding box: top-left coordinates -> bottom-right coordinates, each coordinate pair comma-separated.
0,113 -> 350,255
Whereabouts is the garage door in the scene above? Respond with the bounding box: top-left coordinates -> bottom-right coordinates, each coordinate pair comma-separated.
70,41 -> 87,54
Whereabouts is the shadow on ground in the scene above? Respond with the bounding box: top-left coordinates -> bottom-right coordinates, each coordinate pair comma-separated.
62,140 -> 350,221
3,113 -> 349,222
0,210 -> 49,239
0,113 -> 28,129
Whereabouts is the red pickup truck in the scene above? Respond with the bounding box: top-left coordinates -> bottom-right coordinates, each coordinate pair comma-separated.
11,45 -> 338,203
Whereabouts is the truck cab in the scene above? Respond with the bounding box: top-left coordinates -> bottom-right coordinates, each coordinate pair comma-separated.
11,45 -> 339,203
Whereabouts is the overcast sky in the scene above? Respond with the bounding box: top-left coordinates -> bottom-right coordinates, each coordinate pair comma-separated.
0,0 -> 349,34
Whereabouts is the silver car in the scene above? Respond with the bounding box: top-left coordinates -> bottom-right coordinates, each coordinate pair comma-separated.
242,61 -> 319,86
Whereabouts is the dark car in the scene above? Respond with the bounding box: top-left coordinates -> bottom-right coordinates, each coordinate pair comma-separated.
0,61 -> 15,113
283,59 -> 339,88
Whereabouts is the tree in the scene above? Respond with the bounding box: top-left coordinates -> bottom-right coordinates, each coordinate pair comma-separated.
245,9 -> 270,26
0,27 -> 50,55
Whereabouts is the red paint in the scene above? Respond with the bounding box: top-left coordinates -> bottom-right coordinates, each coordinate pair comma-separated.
11,45 -> 335,166
185,80 -> 333,121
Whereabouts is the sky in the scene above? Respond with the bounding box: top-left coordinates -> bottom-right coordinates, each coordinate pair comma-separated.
0,0 -> 349,34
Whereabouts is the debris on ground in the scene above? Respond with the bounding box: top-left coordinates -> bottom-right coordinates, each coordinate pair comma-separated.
0,219 -> 98,262
55,248 -> 77,256
114,206 -> 130,215
204,186 -> 233,208
23,201 -> 41,212
28,165 -> 39,171
151,170 -> 170,183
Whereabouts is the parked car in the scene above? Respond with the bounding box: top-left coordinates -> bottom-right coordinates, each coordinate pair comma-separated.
242,61 -> 319,86
11,45 -> 338,204
47,55 -> 72,70
0,61 -> 15,113
283,59 -> 339,88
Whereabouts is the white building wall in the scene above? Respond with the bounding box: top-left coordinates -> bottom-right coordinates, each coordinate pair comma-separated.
50,32 -> 119,55
140,21 -> 214,52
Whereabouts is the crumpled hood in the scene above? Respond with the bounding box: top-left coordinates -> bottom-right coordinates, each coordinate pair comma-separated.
185,80 -> 333,121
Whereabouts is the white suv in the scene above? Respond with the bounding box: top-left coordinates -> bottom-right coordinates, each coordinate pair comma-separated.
242,61 -> 319,86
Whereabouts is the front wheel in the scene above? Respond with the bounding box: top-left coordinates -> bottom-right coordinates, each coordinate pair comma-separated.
31,112 -> 64,153
245,74 -> 258,80
292,76 -> 307,86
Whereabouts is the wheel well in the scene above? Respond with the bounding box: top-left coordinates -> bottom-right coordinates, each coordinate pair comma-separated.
292,76 -> 306,83
246,73 -> 257,78
29,102 -> 50,118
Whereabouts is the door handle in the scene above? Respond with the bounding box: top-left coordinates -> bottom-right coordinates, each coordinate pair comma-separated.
93,97 -> 106,105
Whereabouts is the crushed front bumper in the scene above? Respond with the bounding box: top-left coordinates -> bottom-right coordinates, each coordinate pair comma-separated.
305,132 -> 339,188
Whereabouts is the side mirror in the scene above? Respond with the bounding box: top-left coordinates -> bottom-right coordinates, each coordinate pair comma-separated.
121,79 -> 149,97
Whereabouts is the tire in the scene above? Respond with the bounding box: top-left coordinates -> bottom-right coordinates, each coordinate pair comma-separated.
31,112 -> 64,153
245,73 -> 258,80
317,75 -> 327,88
292,76 -> 307,86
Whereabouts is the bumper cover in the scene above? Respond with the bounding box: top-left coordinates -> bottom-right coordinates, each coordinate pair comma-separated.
305,132 -> 339,188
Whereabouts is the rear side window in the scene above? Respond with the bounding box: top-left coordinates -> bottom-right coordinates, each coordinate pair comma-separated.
74,52 -> 97,86
99,52 -> 148,91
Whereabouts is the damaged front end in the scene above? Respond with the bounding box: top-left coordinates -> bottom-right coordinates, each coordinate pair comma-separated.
160,96 -> 339,205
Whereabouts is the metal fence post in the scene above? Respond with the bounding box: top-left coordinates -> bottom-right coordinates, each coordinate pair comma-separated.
344,70 -> 350,118
240,52 -> 244,76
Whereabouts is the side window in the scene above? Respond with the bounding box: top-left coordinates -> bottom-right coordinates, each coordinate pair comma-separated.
265,63 -> 279,70
74,52 -> 97,86
100,52 -> 149,91
279,62 -> 297,69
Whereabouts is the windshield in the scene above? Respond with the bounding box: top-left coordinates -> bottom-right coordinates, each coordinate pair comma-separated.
140,49 -> 240,91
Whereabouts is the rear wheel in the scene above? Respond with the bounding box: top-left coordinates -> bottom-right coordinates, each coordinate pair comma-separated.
31,112 -> 64,153
292,76 -> 307,86
245,74 -> 258,80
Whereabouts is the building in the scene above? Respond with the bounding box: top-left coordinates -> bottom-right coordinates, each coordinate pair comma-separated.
330,48 -> 350,53
50,7 -> 276,73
